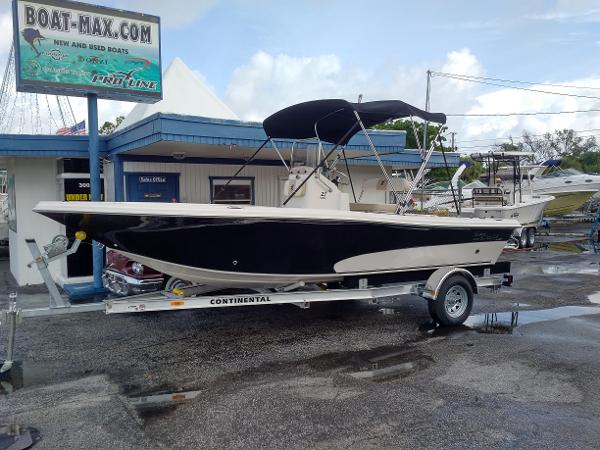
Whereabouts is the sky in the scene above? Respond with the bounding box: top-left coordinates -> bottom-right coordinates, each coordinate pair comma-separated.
2,0 -> 600,150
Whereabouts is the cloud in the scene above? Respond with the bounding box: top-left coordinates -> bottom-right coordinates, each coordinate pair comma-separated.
225,48 -> 483,123
225,51 -> 369,121
532,0 -> 600,22
224,48 -> 600,151
0,11 -> 13,56
121,0 -> 219,28
461,77 -> 600,144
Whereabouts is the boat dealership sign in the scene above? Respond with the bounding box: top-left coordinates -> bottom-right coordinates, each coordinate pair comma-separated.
12,0 -> 162,102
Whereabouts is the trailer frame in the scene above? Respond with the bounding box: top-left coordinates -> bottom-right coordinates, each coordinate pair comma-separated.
104,265 -> 512,325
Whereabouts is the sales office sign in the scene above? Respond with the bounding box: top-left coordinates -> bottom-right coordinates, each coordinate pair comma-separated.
139,176 -> 167,183
12,0 -> 162,102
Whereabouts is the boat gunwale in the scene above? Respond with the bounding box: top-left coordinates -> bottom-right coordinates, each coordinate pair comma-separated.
34,201 -> 521,229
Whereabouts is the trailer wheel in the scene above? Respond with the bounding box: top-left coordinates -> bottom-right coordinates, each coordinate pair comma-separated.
526,228 -> 536,248
519,228 -> 528,249
428,275 -> 473,326
164,277 -> 192,292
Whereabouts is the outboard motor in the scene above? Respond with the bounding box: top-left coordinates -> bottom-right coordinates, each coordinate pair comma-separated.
283,166 -> 350,211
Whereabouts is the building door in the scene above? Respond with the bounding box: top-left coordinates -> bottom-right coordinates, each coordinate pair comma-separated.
63,176 -> 105,278
126,173 -> 180,202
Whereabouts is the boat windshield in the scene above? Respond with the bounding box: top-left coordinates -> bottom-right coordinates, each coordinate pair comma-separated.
423,179 -> 474,191
542,168 -> 583,178
289,141 -> 321,168
463,180 -> 487,189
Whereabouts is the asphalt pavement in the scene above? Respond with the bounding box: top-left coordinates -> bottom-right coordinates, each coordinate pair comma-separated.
0,246 -> 599,449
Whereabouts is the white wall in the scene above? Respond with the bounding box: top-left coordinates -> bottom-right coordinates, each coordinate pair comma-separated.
116,161 -> 289,206
104,160 -> 395,206
8,157 -> 62,286
339,165 -> 392,204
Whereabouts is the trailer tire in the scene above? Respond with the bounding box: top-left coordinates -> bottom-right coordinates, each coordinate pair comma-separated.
519,228 -> 528,249
526,228 -> 536,248
428,275 -> 473,326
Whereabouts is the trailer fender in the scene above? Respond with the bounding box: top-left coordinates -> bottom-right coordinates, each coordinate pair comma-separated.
421,267 -> 478,301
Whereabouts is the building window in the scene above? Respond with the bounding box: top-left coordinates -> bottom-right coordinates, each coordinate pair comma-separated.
210,177 -> 255,205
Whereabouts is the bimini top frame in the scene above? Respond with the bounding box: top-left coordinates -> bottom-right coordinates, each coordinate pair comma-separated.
215,98 -> 447,214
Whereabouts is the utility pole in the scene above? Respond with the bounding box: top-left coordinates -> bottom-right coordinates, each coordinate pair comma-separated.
448,131 -> 459,214
422,70 -> 431,151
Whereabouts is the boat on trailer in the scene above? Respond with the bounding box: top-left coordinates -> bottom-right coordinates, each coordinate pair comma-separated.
34,99 -> 518,290
458,151 -> 554,248
35,99 -> 518,291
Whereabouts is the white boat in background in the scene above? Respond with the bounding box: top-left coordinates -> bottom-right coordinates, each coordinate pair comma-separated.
529,168 -> 600,216
459,152 -> 554,248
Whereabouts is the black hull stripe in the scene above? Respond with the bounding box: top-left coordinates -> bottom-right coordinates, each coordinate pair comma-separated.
43,213 -> 513,276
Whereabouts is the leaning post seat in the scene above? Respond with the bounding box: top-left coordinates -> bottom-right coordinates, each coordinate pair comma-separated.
471,187 -> 505,206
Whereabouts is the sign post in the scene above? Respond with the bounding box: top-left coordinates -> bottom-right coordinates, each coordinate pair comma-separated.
87,93 -> 103,289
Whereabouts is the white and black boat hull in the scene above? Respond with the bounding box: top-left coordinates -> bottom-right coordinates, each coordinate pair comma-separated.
34,202 -> 518,288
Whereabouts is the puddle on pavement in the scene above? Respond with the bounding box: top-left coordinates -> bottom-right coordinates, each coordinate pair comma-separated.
541,264 -> 599,275
535,239 -> 598,254
0,361 -> 55,395
305,345 -> 434,382
346,349 -> 431,381
463,305 -> 600,334
125,388 -> 202,421
0,423 -> 40,449
588,292 -> 600,304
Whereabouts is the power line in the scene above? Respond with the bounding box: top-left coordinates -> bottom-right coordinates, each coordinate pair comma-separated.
448,108 -> 600,117
437,73 -> 600,101
455,128 -> 600,144
456,133 -> 600,150
431,71 -> 600,91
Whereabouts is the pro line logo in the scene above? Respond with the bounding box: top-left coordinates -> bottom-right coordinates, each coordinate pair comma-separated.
91,58 -> 158,91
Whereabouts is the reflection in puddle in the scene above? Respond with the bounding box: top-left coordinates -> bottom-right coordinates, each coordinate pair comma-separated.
589,292 -> 600,304
464,306 -> 600,334
467,312 -> 520,334
541,264 -> 599,275
333,348 -> 433,382
127,389 -> 202,420
0,423 -> 40,449
535,239 -> 599,254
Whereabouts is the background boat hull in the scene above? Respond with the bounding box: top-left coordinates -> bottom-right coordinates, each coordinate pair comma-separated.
542,191 -> 595,216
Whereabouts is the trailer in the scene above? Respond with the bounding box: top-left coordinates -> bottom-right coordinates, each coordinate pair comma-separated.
103,263 -> 512,327
17,234 -> 512,327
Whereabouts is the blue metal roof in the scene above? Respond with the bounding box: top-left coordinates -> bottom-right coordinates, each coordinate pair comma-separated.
106,112 -> 408,154
0,133 -> 106,157
0,112 -> 459,168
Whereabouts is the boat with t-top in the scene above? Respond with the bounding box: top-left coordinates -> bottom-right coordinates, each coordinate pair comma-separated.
34,99 -> 519,288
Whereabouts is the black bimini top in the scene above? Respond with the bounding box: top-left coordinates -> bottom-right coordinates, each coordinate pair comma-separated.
263,99 -> 446,145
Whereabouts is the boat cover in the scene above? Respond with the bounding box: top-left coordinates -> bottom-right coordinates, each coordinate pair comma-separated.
263,99 -> 447,145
